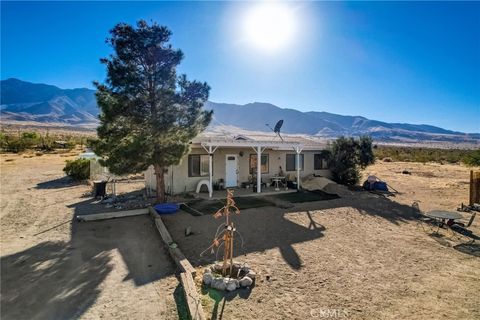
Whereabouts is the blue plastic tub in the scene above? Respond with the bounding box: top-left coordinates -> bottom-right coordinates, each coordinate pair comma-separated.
154,203 -> 179,215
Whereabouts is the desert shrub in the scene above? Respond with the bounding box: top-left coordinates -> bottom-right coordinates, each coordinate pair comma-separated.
329,136 -> 375,185
63,158 -> 90,180
1,135 -> 28,153
358,136 -> 375,168
462,150 -> 480,167
374,146 -> 477,164
0,130 -> 92,153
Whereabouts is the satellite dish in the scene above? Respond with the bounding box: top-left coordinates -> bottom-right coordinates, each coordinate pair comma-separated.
273,120 -> 283,133
266,120 -> 284,141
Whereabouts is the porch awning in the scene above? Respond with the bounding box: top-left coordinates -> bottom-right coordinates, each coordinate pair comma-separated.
200,138 -> 304,197
200,139 -> 303,150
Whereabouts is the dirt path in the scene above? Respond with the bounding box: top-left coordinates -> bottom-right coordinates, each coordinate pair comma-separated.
1,153 -> 179,319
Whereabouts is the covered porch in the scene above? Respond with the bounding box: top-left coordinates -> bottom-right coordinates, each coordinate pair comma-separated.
201,138 -> 304,198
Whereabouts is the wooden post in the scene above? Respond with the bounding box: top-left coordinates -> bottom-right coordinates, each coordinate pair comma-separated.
229,222 -> 234,276
222,204 -> 229,276
470,170 -> 480,205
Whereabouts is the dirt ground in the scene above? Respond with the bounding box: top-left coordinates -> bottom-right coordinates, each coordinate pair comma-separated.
1,154 -> 479,320
0,153 -> 180,320
162,161 -> 480,320
361,161 -> 475,212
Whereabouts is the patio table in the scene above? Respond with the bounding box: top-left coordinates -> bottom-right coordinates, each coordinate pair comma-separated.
271,176 -> 286,191
426,210 -> 463,228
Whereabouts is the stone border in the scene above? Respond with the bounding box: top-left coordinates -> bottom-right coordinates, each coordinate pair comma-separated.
148,206 -> 206,320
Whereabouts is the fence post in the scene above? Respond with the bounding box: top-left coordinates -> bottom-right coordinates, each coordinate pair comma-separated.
470,170 -> 480,205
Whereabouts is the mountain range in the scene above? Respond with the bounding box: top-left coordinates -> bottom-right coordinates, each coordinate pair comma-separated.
1,78 -> 98,125
1,78 -> 478,144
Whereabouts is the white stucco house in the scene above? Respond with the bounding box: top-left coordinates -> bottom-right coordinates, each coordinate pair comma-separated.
144,132 -> 331,198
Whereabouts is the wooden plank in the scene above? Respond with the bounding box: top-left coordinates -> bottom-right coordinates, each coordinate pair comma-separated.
154,217 -> 174,244
148,206 -> 196,276
170,247 -> 196,276
180,272 -> 206,320
77,208 -> 148,221
148,205 -> 158,220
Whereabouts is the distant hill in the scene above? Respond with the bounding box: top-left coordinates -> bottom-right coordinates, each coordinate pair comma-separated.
1,78 -> 98,125
1,79 -> 478,144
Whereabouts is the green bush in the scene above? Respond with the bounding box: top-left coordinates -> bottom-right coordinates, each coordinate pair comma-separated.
462,150 -> 480,167
63,159 -> 90,180
329,136 -> 375,185
0,135 -> 28,153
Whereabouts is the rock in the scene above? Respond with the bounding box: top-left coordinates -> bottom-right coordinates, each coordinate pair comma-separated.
225,278 -> 238,291
213,263 -> 224,273
203,272 -> 213,285
239,276 -> 253,287
231,263 -> 243,276
204,268 -> 211,274
238,265 -> 251,278
185,226 -> 192,236
211,278 -> 226,291
246,271 -> 256,281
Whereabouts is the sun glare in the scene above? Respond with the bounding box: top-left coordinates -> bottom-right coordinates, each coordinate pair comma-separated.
243,3 -> 296,52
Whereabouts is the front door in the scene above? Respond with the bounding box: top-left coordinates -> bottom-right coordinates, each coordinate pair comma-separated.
225,154 -> 238,187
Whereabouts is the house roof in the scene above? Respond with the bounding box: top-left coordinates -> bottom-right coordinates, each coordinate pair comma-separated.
192,131 -> 328,151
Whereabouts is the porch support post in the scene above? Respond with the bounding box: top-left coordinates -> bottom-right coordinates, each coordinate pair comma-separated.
209,146 -> 213,198
295,146 -> 303,190
257,145 -> 261,193
202,143 -> 218,198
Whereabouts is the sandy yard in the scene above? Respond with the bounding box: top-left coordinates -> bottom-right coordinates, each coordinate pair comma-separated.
1,153 -> 179,320
162,161 -> 479,320
1,153 -> 479,320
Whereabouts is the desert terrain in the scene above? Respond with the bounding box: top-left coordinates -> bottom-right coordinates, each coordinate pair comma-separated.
1,153 -> 479,319
0,152 -> 180,319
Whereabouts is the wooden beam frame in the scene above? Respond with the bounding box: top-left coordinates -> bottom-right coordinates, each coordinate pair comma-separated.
148,207 -> 196,276
76,208 -> 148,222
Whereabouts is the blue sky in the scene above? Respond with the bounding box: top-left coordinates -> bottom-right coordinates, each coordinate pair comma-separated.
1,1 -> 479,133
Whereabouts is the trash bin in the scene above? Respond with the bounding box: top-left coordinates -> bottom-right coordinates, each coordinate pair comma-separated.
93,180 -> 107,198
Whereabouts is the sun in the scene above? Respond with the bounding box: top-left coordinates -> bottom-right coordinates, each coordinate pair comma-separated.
243,3 -> 296,52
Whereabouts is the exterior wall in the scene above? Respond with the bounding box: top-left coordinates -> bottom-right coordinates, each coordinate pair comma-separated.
145,147 -> 331,194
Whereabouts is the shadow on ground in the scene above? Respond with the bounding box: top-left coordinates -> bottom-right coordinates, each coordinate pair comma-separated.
201,284 -> 253,320
1,213 -> 176,320
35,176 -> 85,190
163,186 -> 480,273
163,205 -> 328,270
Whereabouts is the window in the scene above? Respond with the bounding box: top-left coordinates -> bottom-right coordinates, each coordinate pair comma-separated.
286,154 -> 304,171
249,154 -> 269,174
188,154 -> 210,177
314,152 -> 329,170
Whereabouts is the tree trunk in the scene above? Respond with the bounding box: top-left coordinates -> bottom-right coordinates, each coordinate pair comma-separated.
154,163 -> 166,203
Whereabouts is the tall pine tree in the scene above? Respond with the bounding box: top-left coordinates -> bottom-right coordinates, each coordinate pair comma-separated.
93,20 -> 212,202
